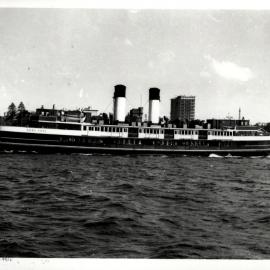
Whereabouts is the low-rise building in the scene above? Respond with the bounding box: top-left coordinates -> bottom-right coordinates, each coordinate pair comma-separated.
207,118 -> 250,129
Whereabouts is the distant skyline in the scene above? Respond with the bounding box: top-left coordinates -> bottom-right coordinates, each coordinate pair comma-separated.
0,9 -> 270,123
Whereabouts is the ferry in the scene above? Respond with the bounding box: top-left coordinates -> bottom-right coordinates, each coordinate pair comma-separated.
0,85 -> 269,156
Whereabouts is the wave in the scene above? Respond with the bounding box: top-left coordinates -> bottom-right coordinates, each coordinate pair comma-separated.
225,154 -> 242,158
152,242 -> 216,258
82,217 -> 128,236
209,153 -> 243,158
3,150 -> 13,153
114,183 -> 135,191
1,153 -> 270,258
254,215 -> 270,224
0,240 -> 41,257
208,153 -> 223,158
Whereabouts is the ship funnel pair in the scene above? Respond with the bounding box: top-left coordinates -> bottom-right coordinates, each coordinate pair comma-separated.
113,85 -> 160,124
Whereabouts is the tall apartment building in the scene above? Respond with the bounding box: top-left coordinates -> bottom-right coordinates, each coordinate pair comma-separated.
170,96 -> 195,122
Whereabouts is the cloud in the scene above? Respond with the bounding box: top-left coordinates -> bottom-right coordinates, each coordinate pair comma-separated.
158,51 -> 176,64
147,51 -> 175,71
205,55 -> 254,82
0,85 -> 8,97
129,10 -> 139,14
208,14 -> 221,23
147,61 -> 154,69
79,88 -> 84,98
124,38 -> 133,47
200,71 -> 211,78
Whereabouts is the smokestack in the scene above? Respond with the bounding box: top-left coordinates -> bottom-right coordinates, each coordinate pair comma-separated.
113,84 -> 126,122
148,87 -> 160,124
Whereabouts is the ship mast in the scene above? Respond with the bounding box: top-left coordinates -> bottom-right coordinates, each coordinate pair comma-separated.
238,107 -> 241,120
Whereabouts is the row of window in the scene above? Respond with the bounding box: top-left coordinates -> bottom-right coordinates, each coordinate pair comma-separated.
209,131 -> 262,136
82,126 -> 259,137
210,131 -> 234,136
235,131 -> 263,136
84,126 -> 164,134
84,126 -> 128,133
84,127 -> 199,135
139,129 -> 163,134
174,130 -> 198,135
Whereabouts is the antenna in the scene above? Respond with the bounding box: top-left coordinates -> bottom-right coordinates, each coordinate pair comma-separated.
238,107 -> 241,120
103,100 -> 113,113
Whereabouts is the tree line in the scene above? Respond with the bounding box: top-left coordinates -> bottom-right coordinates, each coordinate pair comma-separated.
4,102 -> 30,125
6,101 -> 26,117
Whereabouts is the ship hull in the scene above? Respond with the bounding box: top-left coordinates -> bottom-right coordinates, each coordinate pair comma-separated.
1,129 -> 270,156
1,141 -> 270,156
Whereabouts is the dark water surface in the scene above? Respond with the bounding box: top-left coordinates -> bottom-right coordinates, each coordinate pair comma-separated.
0,153 -> 270,258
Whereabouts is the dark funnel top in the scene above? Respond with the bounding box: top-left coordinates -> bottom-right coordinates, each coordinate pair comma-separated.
149,88 -> 160,101
114,85 -> 126,98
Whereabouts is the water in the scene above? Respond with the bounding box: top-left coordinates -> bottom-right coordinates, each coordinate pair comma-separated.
0,153 -> 270,258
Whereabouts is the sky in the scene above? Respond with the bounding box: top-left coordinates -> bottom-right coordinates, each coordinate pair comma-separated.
0,8 -> 270,123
